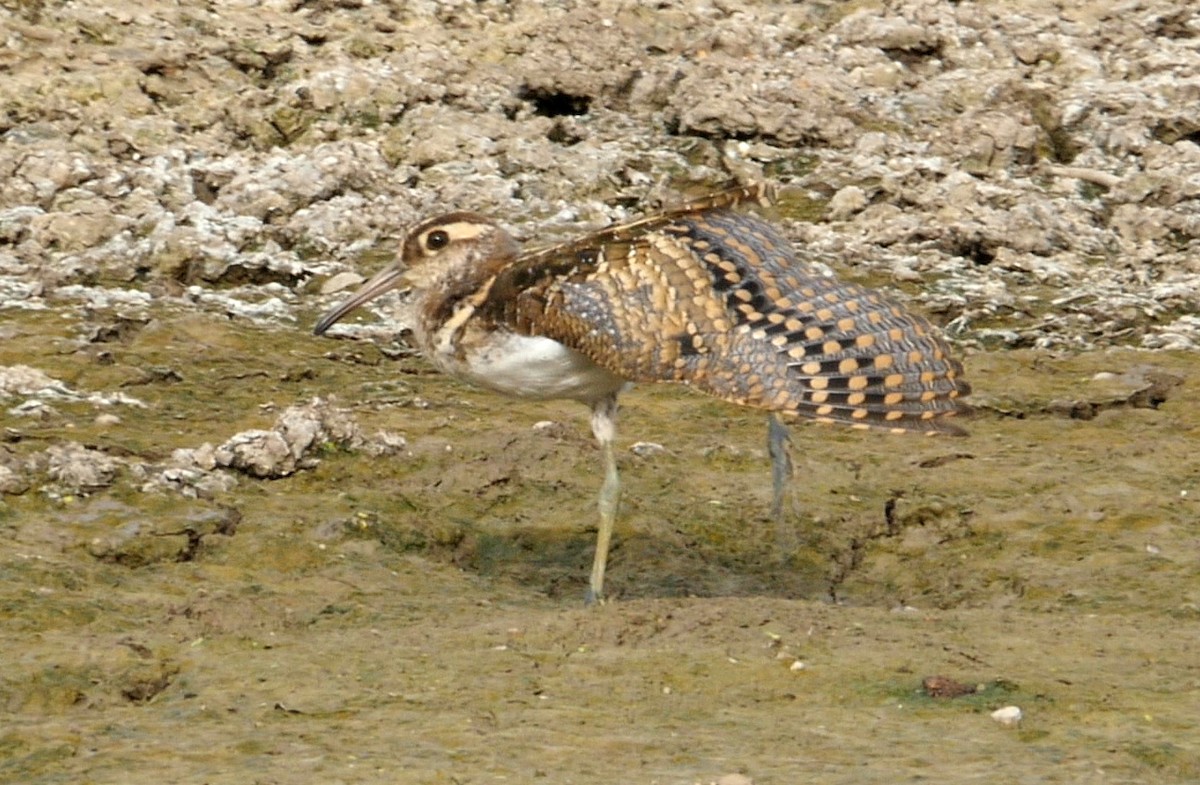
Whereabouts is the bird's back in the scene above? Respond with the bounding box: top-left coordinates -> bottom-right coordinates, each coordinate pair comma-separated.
488,194 -> 968,434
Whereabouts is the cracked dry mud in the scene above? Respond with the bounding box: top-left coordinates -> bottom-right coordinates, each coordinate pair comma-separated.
2,1 -> 1199,783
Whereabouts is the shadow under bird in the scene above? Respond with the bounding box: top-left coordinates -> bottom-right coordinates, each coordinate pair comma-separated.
313,184 -> 969,603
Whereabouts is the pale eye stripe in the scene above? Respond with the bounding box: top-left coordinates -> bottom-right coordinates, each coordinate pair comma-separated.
425,221 -> 492,246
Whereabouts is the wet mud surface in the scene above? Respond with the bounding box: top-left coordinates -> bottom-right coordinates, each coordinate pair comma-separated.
3,1 -> 1199,783
3,313 -> 1198,784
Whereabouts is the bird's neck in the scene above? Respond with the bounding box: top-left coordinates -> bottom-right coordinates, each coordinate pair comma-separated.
411,234 -> 521,353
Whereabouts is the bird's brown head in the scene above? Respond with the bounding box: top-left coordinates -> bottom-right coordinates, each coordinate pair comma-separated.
313,212 -> 519,335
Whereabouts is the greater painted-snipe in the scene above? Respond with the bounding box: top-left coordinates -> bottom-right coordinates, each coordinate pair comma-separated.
314,184 -> 969,603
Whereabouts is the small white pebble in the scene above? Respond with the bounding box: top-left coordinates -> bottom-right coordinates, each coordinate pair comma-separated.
531,420 -> 557,431
891,263 -> 924,283
1145,543 -> 1161,555
991,705 -> 1023,726
1091,371 -> 1118,381
789,660 -> 807,671
630,441 -> 665,457
94,413 -> 121,426
715,774 -> 754,785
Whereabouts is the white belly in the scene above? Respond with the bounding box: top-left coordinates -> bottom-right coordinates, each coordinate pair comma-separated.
433,332 -> 627,403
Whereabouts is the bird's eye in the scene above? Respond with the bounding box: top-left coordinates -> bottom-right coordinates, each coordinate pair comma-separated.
425,230 -> 450,251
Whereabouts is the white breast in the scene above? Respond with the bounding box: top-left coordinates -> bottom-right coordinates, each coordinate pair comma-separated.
432,331 -> 628,404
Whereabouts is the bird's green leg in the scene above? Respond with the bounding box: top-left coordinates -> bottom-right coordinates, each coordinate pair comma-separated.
768,412 -> 794,543
586,395 -> 621,605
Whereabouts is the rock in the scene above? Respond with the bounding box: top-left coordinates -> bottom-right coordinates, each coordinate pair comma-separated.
991,705 -> 1023,727
828,185 -> 868,220
363,430 -> 408,457
630,441 -> 666,457
0,365 -> 75,398
214,430 -> 295,479
0,463 -> 31,495
210,398 -> 371,479
45,442 -> 120,493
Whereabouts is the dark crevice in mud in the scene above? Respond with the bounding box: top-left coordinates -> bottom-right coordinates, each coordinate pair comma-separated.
90,505 -> 242,567
172,258 -> 307,288
827,491 -> 975,603
191,171 -> 222,204
959,239 -> 997,267
518,86 -> 592,118
120,666 -> 179,703
170,506 -> 242,562
881,41 -> 944,68
85,316 -> 151,344
977,369 -> 1183,420
118,366 -> 186,387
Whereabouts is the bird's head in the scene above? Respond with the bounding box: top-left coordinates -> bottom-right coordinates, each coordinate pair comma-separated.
313,212 -> 520,335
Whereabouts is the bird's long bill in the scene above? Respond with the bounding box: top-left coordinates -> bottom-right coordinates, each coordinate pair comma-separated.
313,265 -> 407,336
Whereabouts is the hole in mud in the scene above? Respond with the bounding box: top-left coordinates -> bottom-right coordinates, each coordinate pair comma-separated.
881,41 -> 943,67
947,238 -> 996,266
518,87 -> 592,118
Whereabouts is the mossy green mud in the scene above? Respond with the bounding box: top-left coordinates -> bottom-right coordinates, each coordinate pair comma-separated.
2,306 -> 1197,784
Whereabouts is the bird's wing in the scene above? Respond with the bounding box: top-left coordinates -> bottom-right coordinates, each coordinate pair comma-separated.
482,190 -> 969,434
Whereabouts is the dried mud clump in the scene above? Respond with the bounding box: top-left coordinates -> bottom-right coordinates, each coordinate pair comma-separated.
1,396 -> 402,499
44,442 -> 121,494
160,397 -> 405,485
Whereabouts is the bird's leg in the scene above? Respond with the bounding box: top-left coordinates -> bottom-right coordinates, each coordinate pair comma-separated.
586,394 -> 621,605
767,413 -> 794,542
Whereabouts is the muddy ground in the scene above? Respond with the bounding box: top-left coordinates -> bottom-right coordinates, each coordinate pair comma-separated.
2,1 -> 1199,783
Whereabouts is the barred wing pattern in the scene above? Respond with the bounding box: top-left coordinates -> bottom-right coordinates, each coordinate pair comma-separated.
485,189 -> 968,434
